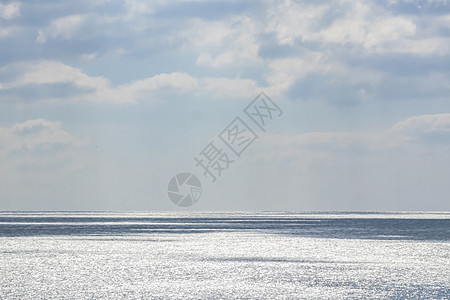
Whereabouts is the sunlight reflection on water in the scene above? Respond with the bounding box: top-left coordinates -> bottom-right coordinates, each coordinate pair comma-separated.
0,212 -> 449,299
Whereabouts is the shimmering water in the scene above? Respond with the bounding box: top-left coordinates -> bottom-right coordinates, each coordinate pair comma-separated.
0,212 -> 449,299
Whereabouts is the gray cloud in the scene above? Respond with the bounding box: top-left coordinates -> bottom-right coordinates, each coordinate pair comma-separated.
387,0 -> 450,16
0,82 -> 95,103
287,73 -> 374,105
154,0 -> 260,20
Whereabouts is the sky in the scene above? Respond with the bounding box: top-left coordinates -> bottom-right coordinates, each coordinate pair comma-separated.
0,0 -> 449,211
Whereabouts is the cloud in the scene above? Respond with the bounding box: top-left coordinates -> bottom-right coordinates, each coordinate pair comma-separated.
18,61 -> 106,88
122,72 -> 197,92
124,0 -> 169,20
185,17 -> 261,68
238,113 -> 450,210
267,52 -> 346,97
0,61 -> 190,103
266,0 -> 331,46
113,72 -> 198,103
36,14 -> 86,43
200,77 -> 258,98
265,0 -> 449,55
0,1 -> 20,20
393,113 -> 450,134
0,61 -> 109,102
386,0 -> 450,15
318,3 -> 416,50
0,0 -> 448,107
255,113 -> 450,165
0,119 -> 84,171
391,113 -> 450,144
154,0 -> 256,20
0,60 -> 264,104
0,26 -> 18,38
286,69 -> 450,105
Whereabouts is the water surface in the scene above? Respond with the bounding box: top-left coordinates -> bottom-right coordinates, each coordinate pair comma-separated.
0,211 -> 449,299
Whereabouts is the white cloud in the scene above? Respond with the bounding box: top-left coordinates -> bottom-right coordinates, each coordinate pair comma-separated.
0,119 -> 84,171
187,20 -> 233,48
109,73 -> 262,103
266,1 -> 330,46
0,60 -> 264,104
255,113 -> 450,164
36,14 -> 86,44
18,61 -> 108,89
183,17 -> 261,68
123,0 -> 168,20
317,2 -> 416,50
0,1 -> 21,20
391,113 -> 450,137
81,53 -> 98,60
1,1 -> 449,106
0,27 -> 15,37
123,72 -> 198,92
243,112 -> 450,209
389,37 -> 450,55
266,51 -> 350,97
200,77 -> 259,99
1,61 -> 195,103
196,52 -> 235,68
112,72 -> 198,103
264,0 -> 450,56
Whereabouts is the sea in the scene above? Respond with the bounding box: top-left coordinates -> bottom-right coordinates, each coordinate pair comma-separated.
0,211 -> 449,299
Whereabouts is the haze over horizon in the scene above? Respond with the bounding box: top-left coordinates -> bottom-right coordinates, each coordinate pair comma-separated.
1,0 -> 449,211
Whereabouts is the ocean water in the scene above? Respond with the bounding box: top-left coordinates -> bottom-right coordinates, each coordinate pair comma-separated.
0,212 -> 449,299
